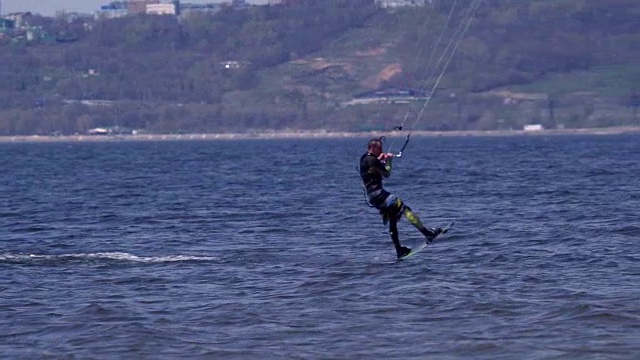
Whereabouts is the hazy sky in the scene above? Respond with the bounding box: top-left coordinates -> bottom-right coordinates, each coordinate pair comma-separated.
2,0 -> 270,16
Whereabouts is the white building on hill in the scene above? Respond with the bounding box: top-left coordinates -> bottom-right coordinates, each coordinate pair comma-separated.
146,3 -> 176,15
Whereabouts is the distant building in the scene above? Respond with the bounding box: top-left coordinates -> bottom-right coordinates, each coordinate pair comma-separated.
523,124 -> 544,131
96,1 -> 129,19
4,12 -> 30,28
146,3 -> 176,15
129,0 -> 160,15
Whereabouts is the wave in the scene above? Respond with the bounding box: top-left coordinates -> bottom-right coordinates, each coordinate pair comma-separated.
0,252 -> 218,264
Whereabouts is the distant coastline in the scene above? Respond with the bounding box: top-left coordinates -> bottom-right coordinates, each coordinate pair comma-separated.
1,126 -> 639,143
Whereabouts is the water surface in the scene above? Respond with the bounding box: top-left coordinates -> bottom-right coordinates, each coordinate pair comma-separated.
1,135 -> 639,359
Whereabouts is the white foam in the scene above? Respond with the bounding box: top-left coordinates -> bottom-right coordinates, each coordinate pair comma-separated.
1,252 -> 218,263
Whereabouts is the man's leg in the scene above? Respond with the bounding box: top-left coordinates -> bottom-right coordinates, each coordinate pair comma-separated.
389,216 -> 411,258
402,205 -> 441,243
389,216 -> 401,251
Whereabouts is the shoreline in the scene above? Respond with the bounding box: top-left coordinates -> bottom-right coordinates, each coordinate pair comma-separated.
1,126 -> 639,143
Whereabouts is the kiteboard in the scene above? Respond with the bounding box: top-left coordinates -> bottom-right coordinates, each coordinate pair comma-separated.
398,222 -> 454,260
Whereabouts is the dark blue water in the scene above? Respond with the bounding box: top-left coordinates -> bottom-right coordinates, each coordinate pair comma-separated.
1,135 -> 639,359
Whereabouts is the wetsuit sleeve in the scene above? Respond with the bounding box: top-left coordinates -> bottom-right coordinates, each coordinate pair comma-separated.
384,156 -> 393,175
369,156 -> 391,178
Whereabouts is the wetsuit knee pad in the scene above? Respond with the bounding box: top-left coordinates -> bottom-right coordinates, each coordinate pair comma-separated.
404,208 -> 418,223
403,206 -> 425,228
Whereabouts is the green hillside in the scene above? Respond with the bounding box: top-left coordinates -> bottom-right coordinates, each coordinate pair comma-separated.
0,0 -> 638,135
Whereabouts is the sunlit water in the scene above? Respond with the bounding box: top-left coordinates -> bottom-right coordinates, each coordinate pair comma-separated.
1,135 -> 639,359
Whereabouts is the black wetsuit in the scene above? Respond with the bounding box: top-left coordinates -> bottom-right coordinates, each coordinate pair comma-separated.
360,153 -> 403,215
359,152 -> 392,209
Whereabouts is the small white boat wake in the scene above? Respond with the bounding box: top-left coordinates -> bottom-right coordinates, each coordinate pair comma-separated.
0,252 -> 218,264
